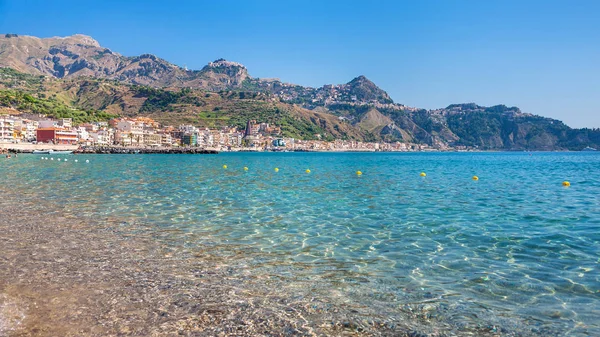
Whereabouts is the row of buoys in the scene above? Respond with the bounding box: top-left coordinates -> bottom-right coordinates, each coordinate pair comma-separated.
224,165 -> 309,173
222,167 -> 570,186
40,157 -> 89,163
421,171 -> 568,186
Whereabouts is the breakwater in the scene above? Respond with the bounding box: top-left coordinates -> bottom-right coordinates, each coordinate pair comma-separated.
76,147 -> 219,154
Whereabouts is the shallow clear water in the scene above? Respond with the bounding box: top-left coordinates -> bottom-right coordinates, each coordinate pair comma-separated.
2,152 -> 599,335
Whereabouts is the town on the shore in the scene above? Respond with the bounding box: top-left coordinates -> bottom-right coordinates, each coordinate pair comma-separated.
0,114 -> 441,152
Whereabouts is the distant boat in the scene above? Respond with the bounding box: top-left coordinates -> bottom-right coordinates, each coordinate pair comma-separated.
32,149 -> 73,154
582,146 -> 597,151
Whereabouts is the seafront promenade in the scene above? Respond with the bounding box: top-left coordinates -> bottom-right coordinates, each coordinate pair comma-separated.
0,143 -> 220,154
1,142 -> 431,154
76,146 -> 219,154
0,142 -> 78,152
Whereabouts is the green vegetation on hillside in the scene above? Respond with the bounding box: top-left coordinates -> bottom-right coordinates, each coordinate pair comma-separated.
0,89 -> 117,124
444,108 -> 600,150
0,67 -> 45,84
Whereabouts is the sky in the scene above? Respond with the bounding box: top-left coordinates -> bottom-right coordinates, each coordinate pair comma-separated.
0,0 -> 598,128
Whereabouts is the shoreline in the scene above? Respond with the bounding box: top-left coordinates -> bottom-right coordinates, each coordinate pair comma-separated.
4,142 -> 587,154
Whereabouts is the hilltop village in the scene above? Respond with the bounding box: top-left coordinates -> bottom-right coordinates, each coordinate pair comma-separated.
0,115 -> 431,152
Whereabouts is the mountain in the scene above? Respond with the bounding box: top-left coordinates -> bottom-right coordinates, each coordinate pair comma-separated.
0,67 -> 364,140
0,34 -> 249,90
0,34 -> 394,106
439,104 -> 600,150
345,76 -> 393,104
1,33 -> 599,150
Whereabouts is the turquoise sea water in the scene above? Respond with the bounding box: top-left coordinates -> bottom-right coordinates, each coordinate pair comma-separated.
2,152 -> 599,335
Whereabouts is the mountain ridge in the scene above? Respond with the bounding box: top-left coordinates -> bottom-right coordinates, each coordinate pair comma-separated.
1,34 -> 599,150
0,34 -> 396,106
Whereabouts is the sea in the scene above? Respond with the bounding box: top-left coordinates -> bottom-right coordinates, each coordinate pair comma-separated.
0,152 -> 598,336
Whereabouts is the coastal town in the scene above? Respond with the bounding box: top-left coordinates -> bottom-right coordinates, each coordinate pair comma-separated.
0,114 -> 432,152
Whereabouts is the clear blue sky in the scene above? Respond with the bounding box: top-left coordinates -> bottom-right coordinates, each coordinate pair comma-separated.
1,0 -> 598,128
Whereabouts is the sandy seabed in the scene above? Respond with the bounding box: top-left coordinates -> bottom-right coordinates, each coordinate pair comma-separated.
0,198 -> 558,337
0,204 -> 415,337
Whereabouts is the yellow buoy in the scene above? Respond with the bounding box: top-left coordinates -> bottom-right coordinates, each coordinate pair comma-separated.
274,167 -> 279,172
472,176 -> 479,181
562,181 -> 570,187
306,169 -> 311,174
243,166 -> 248,171
420,172 -> 426,177
223,165 -> 227,169
356,170 -> 362,176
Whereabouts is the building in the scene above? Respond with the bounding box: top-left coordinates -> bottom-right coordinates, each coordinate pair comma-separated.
0,117 -> 15,142
58,118 -> 72,128
22,120 -> 38,141
76,126 -> 89,142
158,132 -> 173,146
244,120 -> 259,137
272,139 -> 286,147
198,129 -> 213,147
36,128 -> 78,144
116,120 -> 144,135
80,123 -> 99,132
143,133 -> 162,146
181,133 -> 197,146
38,119 -> 57,128
37,128 -> 58,144
89,129 -> 113,146
114,120 -> 147,146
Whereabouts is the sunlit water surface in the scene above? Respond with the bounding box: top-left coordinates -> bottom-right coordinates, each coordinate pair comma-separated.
1,152 -> 599,335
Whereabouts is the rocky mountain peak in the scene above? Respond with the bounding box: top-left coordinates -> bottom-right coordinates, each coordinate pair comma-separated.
344,75 -> 393,104
348,75 -> 370,83
57,34 -> 100,47
198,58 -> 249,88
206,58 -> 247,69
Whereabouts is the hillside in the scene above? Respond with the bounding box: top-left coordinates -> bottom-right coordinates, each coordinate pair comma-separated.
440,104 -> 600,150
1,33 -> 599,150
0,68 -> 364,141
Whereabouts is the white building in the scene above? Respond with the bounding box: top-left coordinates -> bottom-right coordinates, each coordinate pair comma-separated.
76,126 -> 90,142
23,120 -> 38,141
116,120 -> 144,146
159,132 -> 173,146
0,117 -> 15,142
38,119 -> 57,128
89,129 -> 114,146
59,118 -> 72,128
116,120 -> 144,134
178,125 -> 199,134
198,129 -> 213,147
